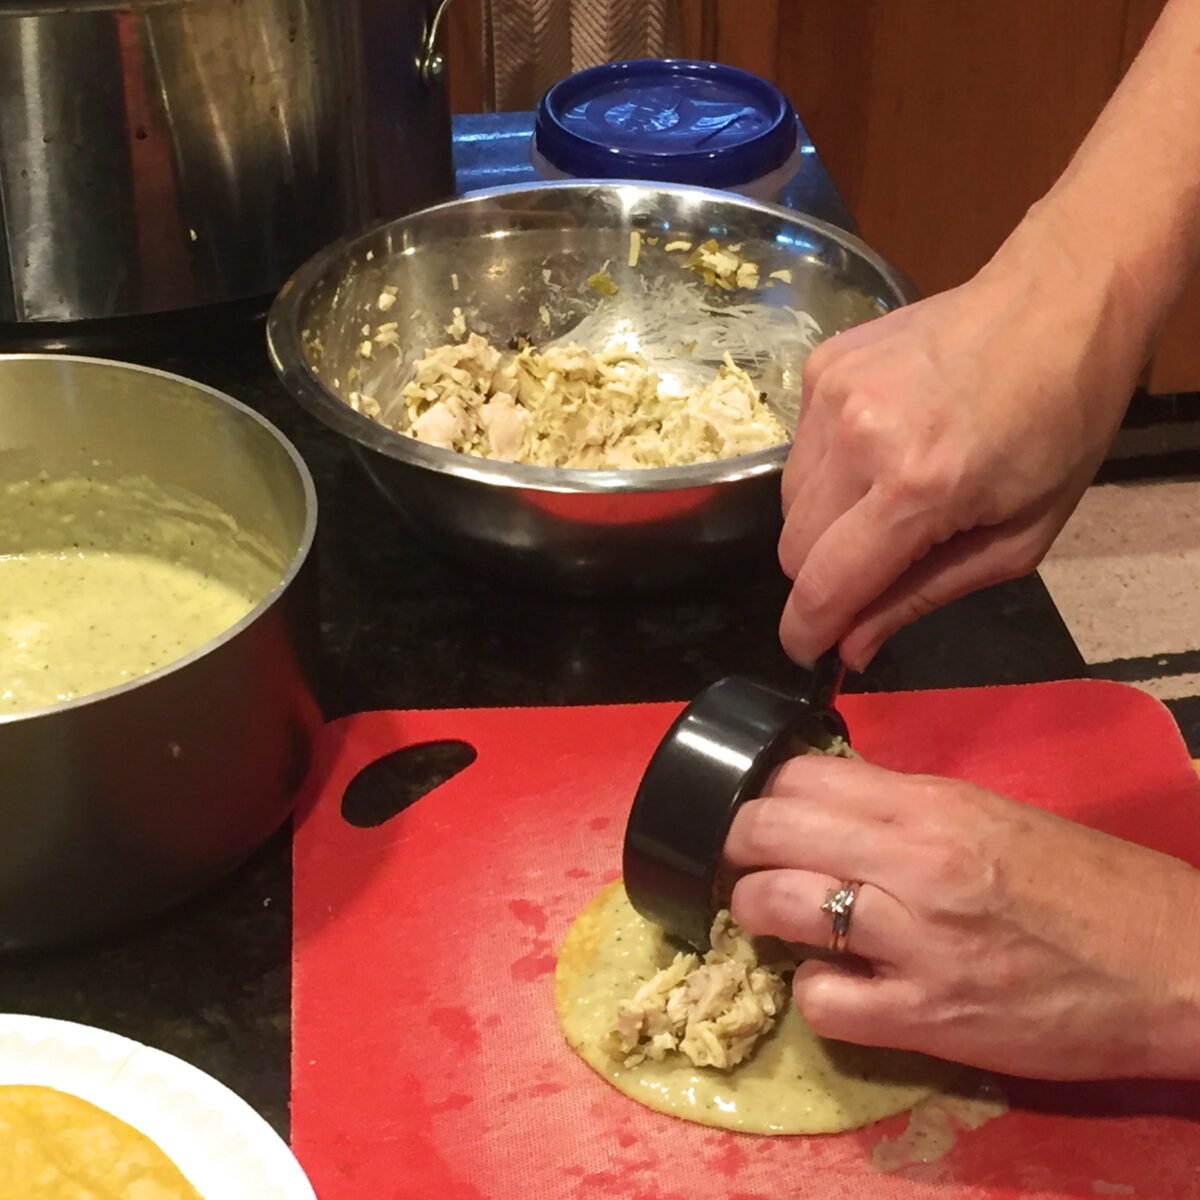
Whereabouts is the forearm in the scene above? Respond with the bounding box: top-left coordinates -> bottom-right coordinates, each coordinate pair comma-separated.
992,0 -> 1200,364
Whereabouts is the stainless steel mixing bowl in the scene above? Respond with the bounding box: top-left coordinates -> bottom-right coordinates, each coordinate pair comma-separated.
268,181 -> 914,592
0,355 -> 320,949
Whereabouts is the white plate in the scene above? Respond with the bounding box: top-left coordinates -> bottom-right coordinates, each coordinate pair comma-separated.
0,1013 -> 315,1200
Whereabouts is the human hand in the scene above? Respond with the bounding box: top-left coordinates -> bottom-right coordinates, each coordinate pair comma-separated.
778,231 -> 1143,669
725,755 -> 1200,1080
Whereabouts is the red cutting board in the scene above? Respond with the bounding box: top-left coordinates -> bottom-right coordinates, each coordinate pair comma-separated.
292,681 -> 1200,1200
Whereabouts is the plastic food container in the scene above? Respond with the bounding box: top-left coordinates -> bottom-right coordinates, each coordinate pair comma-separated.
531,59 -> 801,202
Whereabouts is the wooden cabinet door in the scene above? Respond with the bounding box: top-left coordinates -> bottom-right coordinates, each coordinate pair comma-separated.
711,0 -> 1196,393
1120,0 -> 1199,394
717,2 -> 1130,293
446,0 -> 1198,391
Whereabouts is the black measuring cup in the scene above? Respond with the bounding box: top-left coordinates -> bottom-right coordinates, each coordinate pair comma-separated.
622,649 -> 848,950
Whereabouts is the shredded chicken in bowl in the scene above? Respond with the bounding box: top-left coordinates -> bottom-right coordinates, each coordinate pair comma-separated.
357,332 -> 787,470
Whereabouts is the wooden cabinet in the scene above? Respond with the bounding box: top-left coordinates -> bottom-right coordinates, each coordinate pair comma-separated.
447,0 -> 1197,392
1119,0 -> 1200,393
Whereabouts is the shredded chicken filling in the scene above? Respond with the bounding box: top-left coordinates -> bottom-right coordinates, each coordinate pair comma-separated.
388,333 -> 787,469
611,911 -> 788,1071
683,239 -> 760,291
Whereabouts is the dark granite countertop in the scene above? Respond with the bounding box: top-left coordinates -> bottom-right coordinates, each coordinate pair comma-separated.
0,115 -> 1084,1142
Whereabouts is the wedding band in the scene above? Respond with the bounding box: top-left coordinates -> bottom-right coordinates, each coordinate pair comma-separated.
821,881 -> 862,955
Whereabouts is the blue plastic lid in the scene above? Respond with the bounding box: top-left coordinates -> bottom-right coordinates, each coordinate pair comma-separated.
534,59 -> 799,188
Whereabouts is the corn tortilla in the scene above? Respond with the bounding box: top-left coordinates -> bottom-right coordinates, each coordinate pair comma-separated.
0,1085 -> 202,1199
556,881 -> 958,1135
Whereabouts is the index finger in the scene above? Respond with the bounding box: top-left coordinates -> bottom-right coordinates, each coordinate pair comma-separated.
764,754 -> 907,821
782,320 -> 895,513
778,447 -> 870,581
726,796 -> 886,881
779,487 -> 932,666
726,757 -> 919,879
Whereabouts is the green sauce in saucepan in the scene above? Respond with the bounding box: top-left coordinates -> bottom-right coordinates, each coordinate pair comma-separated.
0,475 -> 280,716
0,550 -> 254,713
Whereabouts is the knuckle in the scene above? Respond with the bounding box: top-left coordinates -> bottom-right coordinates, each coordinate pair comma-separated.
730,795 -> 811,866
769,755 -> 822,796
778,623 -> 810,668
885,456 -> 958,510
1001,537 -> 1045,580
919,828 -> 994,897
832,390 -> 886,451
803,339 -> 838,386
984,953 -> 1025,994
927,839 -> 973,885
894,588 -> 942,625
730,870 -> 792,934
730,803 -> 780,866
755,871 -> 800,924
778,623 -> 812,668
795,977 -> 847,1040
778,533 -> 802,581
788,566 -> 836,624
841,623 -> 885,674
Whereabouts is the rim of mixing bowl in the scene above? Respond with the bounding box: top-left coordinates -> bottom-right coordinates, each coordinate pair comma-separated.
268,179 -> 917,496
0,353 -> 318,726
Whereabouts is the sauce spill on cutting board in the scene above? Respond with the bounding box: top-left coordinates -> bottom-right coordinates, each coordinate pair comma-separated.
870,1079 -> 1009,1171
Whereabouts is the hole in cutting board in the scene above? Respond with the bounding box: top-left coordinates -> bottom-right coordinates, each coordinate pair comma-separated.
341,740 -> 478,828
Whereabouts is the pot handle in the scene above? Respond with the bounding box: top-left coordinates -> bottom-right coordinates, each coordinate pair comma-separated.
419,0 -> 455,84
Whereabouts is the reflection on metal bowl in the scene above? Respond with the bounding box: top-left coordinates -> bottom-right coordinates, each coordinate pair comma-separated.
269,181 -> 915,593
520,488 -> 715,527
0,356 -> 320,950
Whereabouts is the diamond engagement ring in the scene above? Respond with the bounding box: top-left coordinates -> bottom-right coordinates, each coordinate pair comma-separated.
821,881 -> 862,955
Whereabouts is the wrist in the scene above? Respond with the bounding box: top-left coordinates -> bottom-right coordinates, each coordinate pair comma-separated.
972,202 -> 1151,412
995,195 -> 1176,366
1140,869 -> 1200,1079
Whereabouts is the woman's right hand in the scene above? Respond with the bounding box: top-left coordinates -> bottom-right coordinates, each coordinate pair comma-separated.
778,218 -> 1145,670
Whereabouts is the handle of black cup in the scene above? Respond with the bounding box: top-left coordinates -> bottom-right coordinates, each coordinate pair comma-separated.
809,647 -> 846,714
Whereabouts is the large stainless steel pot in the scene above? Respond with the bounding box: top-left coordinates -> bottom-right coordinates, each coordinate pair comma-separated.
0,355 -> 320,949
0,0 -> 453,323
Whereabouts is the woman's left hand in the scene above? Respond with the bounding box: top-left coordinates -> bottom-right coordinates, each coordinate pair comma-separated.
724,755 -> 1200,1080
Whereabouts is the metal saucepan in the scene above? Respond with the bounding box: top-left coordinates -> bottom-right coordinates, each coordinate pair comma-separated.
0,355 -> 320,949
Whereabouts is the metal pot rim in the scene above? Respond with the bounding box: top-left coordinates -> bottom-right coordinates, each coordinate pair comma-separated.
0,1 -> 185,14
267,179 -> 917,497
0,352 -> 318,727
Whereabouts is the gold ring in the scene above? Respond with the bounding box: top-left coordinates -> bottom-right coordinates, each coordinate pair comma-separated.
821,881 -> 862,955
